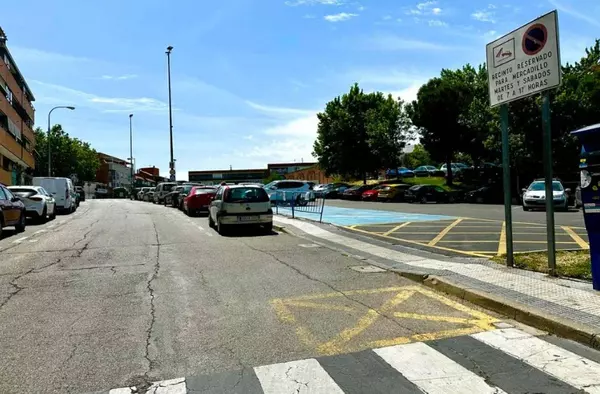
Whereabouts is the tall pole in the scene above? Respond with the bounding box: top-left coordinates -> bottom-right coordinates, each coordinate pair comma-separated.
47,106 -> 75,177
129,114 -> 134,199
500,104 -> 514,267
542,92 -> 557,275
166,46 -> 175,181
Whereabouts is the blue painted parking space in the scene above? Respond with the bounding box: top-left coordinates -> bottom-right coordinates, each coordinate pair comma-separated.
276,205 -> 455,226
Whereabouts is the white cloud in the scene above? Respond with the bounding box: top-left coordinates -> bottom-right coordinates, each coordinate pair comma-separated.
101,74 -> 138,80
245,100 -> 316,117
432,7 -> 442,15
417,1 -> 437,10
548,0 -> 600,27
471,10 -> 495,23
389,83 -> 423,103
407,1 -> 441,16
324,12 -> 358,22
357,5 -> 366,11
428,19 -> 447,27
382,15 -> 392,20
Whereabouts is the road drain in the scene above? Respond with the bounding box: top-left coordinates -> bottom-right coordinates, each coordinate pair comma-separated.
350,265 -> 387,273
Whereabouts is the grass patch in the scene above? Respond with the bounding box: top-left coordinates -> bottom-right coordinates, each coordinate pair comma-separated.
349,177 -> 463,191
491,250 -> 591,280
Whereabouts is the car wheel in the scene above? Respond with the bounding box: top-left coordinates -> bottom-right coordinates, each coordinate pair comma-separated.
420,196 -> 427,204
522,205 -> 530,211
264,222 -> 273,234
40,206 -> 48,223
208,213 -> 215,228
0,217 -> 4,238
217,219 -> 228,235
15,212 -> 26,233
49,207 -> 56,220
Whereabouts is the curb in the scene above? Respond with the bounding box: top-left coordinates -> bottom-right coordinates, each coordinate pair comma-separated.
394,271 -> 600,350
273,224 -> 292,235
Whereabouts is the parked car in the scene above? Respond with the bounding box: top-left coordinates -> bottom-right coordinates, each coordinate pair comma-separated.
413,165 -> 444,177
138,187 -> 152,201
322,183 -> 351,199
9,186 -> 56,222
386,167 -> 415,178
312,184 -> 330,198
264,180 -> 314,204
164,186 -> 184,206
404,184 -> 452,203
522,179 -> 569,211
377,184 -> 411,202
154,182 -> 177,204
0,183 -> 26,237
208,185 -> 273,235
440,163 -> 469,175
183,186 -> 216,216
144,188 -> 156,202
464,184 -> 504,204
32,177 -> 76,213
174,183 -> 203,209
342,185 -> 373,200
362,185 -> 387,201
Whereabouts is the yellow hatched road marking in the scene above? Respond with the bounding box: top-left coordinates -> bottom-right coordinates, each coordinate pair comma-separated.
428,218 -> 464,246
497,221 -> 506,256
382,222 -> 411,236
561,226 -> 590,249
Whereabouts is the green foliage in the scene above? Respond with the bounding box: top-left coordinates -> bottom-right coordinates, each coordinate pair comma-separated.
34,125 -> 100,182
404,144 -> 432,168
263,172 -> 283,184
313,84 -> 411,183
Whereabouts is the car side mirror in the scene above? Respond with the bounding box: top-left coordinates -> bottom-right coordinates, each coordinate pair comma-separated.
565,188 -> 572,193
11,197 -> 19,203
521,188 -> 527,193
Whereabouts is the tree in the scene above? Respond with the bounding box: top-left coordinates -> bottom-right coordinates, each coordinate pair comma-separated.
34,125 -> 100,182
313,84 -> 411,183
263,172 -> 283,184
404,144 -> 432,168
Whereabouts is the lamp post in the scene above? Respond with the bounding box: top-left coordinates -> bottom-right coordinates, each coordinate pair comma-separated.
47,106 -> 75,177
166,45 -> 175,181
129,113 -> 134,199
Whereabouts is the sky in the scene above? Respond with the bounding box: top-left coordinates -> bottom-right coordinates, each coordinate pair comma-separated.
3,0 -> 599,180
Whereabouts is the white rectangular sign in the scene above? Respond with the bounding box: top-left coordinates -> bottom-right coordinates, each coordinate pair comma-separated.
486,10 -> 561,107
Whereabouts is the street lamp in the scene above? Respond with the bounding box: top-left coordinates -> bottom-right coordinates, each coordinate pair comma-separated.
129,114 -> 134,199
47,106 -> 75,177
166,45 -> 175,181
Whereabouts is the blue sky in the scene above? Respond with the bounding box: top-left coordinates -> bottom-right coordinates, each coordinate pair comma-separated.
3,0 -> 599,179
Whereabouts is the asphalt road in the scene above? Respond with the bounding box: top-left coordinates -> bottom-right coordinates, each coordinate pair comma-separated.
327,199 -> 585,228
0,199 -> 504,394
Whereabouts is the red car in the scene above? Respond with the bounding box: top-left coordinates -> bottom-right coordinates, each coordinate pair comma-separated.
362,185 -> 385,201
0,183 -> 26,237
183,186 -> 216,216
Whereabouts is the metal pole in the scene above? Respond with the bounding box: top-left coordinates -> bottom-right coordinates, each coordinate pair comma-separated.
166,46 -> 174,179
500,104 -> 514,267
542,92 -> 557,275
129,114 -> 133,199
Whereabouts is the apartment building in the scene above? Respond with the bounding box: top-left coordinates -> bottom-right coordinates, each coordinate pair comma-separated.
0,26 -> 36,186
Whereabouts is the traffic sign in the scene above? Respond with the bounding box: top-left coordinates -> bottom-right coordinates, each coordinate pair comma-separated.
169,174 -> 176,181
169,169 -> 176,176
486,10 -> 560,107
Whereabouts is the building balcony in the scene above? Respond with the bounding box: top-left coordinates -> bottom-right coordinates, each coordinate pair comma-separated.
0,61 -> 35,122
0,125 -> 35,169
0,91 -> 35,142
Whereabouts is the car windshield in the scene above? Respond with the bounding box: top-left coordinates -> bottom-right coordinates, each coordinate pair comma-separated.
528,182 -> 563,191
9,188 -> 37,197
163,184 -> 176,192
409,185 -> 422,191
225,187 -> 270,203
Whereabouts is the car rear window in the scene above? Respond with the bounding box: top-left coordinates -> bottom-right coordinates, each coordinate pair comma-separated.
225,187 -> 270,203
194,188 -> 215,195
9,188 -> 37,198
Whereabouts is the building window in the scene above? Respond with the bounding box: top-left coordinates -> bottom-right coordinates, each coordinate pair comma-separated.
5,85 -> 12,105
3,54 -> 10,70
2,155 -> 12,171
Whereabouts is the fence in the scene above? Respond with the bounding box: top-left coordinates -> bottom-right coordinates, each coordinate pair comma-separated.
272,191 -> 325,223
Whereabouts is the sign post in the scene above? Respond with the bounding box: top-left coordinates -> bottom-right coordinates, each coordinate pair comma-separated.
486,10 -> 561,270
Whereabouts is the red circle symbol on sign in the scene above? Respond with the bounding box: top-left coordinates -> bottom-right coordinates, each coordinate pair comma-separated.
522,23 -> 548,56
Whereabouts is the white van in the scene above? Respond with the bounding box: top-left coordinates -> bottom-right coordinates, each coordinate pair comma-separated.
32,177 -> 76,213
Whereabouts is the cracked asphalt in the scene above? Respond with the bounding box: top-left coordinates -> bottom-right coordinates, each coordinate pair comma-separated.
0,199 -> 501,394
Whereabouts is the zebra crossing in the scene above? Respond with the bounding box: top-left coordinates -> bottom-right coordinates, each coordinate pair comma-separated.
101,328 -> 600,394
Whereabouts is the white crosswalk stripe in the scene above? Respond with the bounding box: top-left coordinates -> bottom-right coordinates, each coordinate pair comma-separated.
473,328 -> 600,394
99,328 -> 600,394
255,359 -> 345,394
374,342 -> 507,394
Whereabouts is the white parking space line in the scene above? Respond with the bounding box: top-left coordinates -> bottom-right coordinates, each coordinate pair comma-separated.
12,237 -> 28,244
28,239 -> 38,243
196,224 -> 213,237
33,229 -> 46,235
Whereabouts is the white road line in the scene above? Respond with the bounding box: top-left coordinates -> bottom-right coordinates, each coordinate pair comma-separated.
196,224 -> 213,237
33,229 -> 46,235
145,377 -> 187,393
12,237 -> 28,244
374,342 -> 506,394
28,239 -> 38,243
472,328 -> 600,393
254,359 -> 344,394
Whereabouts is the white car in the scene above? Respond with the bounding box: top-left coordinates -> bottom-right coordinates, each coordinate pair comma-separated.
522,179 -> 570,211
8,186 -> 56,222
263,180 -> 314,204
208,185 -> 273,235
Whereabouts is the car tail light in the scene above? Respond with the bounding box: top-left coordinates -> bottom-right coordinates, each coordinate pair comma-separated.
65,188 -> 69,200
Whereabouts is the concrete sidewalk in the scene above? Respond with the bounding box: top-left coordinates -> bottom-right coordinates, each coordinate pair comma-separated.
274,215 -> 600,349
